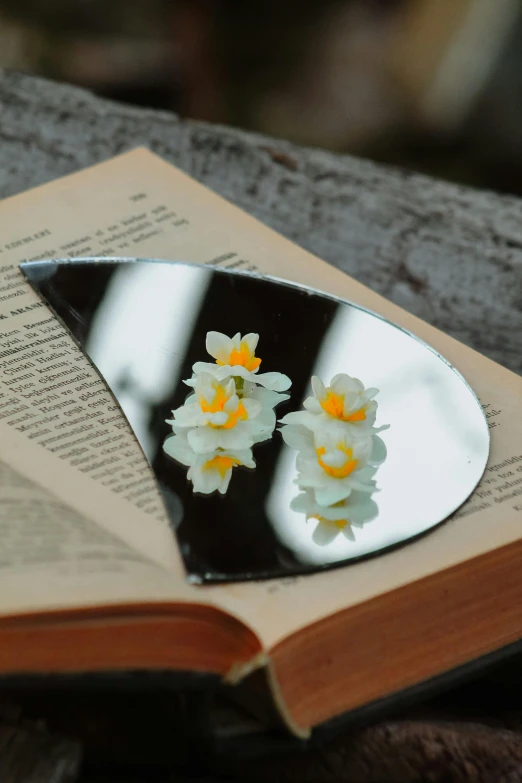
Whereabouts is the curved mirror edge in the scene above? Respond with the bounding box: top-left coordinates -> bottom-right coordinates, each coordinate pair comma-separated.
20,257 -> 490,584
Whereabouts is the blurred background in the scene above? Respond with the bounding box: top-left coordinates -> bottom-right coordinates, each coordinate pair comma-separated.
1,0 -> 522,195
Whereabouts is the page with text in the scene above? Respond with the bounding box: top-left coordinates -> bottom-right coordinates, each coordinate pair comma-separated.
0,148 -> 520,646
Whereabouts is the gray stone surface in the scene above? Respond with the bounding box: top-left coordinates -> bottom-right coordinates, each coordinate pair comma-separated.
0,699 -> 81,783
1,70 -> 521,374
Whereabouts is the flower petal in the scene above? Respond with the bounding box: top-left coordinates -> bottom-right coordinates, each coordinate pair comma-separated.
247,386 -> 290,409
206,331 -> 232,363
320,449 -> 347,469
206,411 -> 229,427
312,520 -> 340,546
190,465 -> 222,494
229,448 -> 256,469
330,373 -> 350,394
280,424 -> 314,452
242,333 -> 259,354
279,410 -> 319,432
189,424 -> 255,453
163,435 -> 196,466
346,493 -> 379,524
341,525 -> 356,541
370,435 -> 387,466
242,397 -> 262,420
296,473 -> 325,489
314,499 -> 359,522
290,492 -> 314,514
365,387 -> 379,400
172,403 -> 202,428
362,401 -> 377,427
314,484 -> 352,506
250,413 -> 276,445
215,364 -> 252,382
303,397 -> 323,414
218,472 -> 233,494
254,371 -> 291,391
224,393 -> 240,414
311,375 -> 326,400
187,427 -> 219,453
192,361 -> 220,376
342,390 -> 361,414
346,477 -> 377,493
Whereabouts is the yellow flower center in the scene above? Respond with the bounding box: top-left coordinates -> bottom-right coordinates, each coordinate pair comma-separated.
200,384 -> 248,429
203,455 -> 240,477
316,444 -> 358,479
216,341 -> 262,372
320,390 -> 366,422
313,515 -> 348,530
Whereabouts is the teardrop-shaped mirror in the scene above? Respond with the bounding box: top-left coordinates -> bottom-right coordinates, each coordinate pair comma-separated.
21,258 -> 489,583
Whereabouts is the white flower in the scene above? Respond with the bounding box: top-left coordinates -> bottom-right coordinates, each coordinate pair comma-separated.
281,424 -> 378,505
280,413 -> 388,461
280,372 -> 386,540
309,374 -> 378,423
208,331 -> 262,371
190,331 -> 291,391
164,329 -> 293,495
163,433 -> 255,494
169,374 -> 259,428
280,373 -> 385,436
291,489 -> 378,544
242,381 -> 290,409
167,372 -> 270,453
281,421 -> 386,466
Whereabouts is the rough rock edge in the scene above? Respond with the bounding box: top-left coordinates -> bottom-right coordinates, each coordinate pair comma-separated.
1,69 -> 520,373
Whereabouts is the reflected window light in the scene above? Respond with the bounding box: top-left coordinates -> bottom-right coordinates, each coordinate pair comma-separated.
86,263 -> 211,459
267,304 -> 488,563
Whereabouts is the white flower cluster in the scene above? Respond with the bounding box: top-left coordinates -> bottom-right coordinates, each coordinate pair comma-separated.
164,332 -> 291,494
280,374 -> 389,542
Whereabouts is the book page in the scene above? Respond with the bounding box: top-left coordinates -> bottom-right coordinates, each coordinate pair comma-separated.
0,149 -> 520,644
1,422 -> 183,574
0,449 -> 186,618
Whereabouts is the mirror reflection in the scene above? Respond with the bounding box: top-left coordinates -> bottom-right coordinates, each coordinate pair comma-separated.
21,259 -> 489,582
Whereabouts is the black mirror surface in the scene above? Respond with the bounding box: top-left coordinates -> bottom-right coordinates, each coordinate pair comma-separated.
21,258 -> 489,582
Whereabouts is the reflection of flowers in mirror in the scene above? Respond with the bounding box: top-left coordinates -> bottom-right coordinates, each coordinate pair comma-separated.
280,373 -> 388,544
163,331 -> 291,494
167,373 -> 267,453
191,331 -> 291,391
291,489 -> 379,544
281,423 -> 379,506
163,433 -> 255,495
281,373 -> 388,438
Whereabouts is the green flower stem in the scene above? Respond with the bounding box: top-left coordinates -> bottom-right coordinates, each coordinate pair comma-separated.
234,376 -> 244,396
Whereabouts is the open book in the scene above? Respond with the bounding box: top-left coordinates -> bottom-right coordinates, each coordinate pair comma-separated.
0,149 -> 520,738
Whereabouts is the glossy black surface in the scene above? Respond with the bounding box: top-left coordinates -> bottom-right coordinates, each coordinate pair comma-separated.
21,258 -> 489,582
